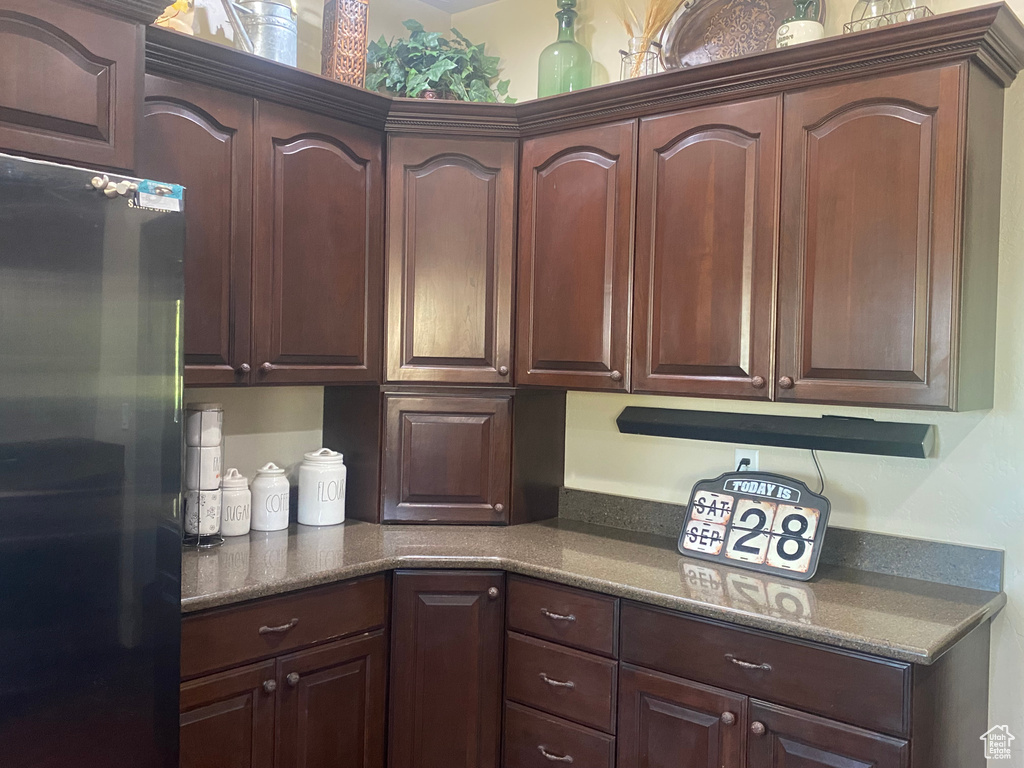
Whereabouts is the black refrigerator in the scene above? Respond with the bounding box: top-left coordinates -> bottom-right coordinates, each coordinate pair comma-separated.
0,153 -> 184,767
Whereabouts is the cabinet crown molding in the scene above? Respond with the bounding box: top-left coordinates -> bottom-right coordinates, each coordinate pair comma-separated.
70,0 -> 168,24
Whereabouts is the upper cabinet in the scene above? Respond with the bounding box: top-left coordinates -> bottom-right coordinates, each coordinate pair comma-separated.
778,65 -> 996,410
253,102 -> 384,385
517,121 -> 637,391
140,76 -> 253,386
633,97 -> 781,400
385,136 -> 516,385
0,0 -> 140,170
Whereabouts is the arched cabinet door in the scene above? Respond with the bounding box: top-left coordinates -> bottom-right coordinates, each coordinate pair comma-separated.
777,65 -> 965,409
0,0 -> 139,169
253,101 -> 384,385
633,97 -> 780,400
516,121 -> 636,391
139,76 -> 254,386
385,136 -> 516,385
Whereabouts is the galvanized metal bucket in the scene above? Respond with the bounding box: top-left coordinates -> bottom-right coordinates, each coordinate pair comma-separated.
236,1 -> 298,67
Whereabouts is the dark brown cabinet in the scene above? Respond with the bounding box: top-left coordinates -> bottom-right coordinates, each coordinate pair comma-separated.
386,136 -> 516,385
517,121 -> 637,391
0,0 -> 141,170
381,392 -> 512,524
180,661 -> 276,768
633,97 -> 780,400
778,64 -> 992,409
617,664 -> 745,768
388,570 -> 505,768
277,632 -> 388,768
140,76 -> 253,386
253,101 -> 384,385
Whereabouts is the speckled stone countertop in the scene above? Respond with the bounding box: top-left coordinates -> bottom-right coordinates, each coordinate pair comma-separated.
181,519 -> 1005,665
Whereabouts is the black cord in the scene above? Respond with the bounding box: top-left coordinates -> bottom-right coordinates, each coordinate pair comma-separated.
811,450 -> 825,494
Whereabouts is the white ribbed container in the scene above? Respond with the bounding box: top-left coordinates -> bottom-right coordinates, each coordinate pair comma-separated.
298,448 -> 347,527
250,462 -> 290,531
220,468 -> 252,537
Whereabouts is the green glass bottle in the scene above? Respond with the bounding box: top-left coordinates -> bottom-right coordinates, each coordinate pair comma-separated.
537,0 -> 592,98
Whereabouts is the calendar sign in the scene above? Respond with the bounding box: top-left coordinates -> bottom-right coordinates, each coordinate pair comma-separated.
677,471 -> 830,581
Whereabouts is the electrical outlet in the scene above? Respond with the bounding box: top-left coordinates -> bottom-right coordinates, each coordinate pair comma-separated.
735,448 -> 759,472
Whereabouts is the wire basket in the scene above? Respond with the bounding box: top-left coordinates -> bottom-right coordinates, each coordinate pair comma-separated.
844,4 -> 933,33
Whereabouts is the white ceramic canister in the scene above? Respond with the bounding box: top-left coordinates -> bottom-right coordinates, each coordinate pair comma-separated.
220,468 -> 252,537
250,462 -> 290,531
185,403 -> 223,447
776,19 -> 825,47
297,448 -> 347,527
185,445 -> 222,490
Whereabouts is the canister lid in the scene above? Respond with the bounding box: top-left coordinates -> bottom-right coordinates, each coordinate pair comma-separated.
221,468 -> 249,489
256,462 -> 286,475
186,402 -> 223,412
303,448 -> 344,464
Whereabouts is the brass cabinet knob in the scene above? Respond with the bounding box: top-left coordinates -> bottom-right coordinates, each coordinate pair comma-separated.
237,363 -> 251,374
610,370 -> 623,382
779,376 -> 794,389
487,587 -> 499,599
498,366 -> 509,376
262,680 -> 277,694
286,672 -> 300,687
751,721 -> 766,736
494,503 -> 505,513
260,362 -> 274,373
751,376 -> 766,389
721,712 -> 736,726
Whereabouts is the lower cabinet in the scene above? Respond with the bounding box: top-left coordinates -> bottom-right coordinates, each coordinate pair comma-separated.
388,570 -> 505,768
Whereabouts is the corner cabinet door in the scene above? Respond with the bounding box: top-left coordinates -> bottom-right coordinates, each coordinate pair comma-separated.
388,571 -> 505,768
382,393 -> 511,524
747,701 -> 909,768
778,66 -> 963,408
180,661 -> 276,768
633,97 -> 780,399
253,101 -> 384,385
617,664 -> 745,768
517,121 -> 636,391
140,76 -> 254,386
276,631 -> 388,768
386,136 -> 516,385
0,0 -> 140,170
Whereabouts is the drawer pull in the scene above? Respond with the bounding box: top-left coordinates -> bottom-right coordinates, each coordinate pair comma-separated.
539,672 -> 575,689
540,608 -> 576,623
259,618 -> 299,635
538,746 -> 574,763
726,654 -> 772,672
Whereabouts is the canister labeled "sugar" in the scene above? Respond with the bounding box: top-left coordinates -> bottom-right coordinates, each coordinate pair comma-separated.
220,468 -> 252,537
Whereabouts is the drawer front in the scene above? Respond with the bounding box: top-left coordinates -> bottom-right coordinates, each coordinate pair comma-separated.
620,602 -> 910,736
504,702 -> 614,768
507,575 -> 618,657
506,632 -> 617,733
181,575 -> 388,680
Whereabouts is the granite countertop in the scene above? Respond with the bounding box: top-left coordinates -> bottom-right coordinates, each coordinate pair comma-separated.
181,518 -> 1005,665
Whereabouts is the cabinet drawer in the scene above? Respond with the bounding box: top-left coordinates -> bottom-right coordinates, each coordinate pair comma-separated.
506,632 -> 617,733
620,602 -> 910,736
181,575 -> 388,680
507,575 -> 618,657
504,702 -> 614,768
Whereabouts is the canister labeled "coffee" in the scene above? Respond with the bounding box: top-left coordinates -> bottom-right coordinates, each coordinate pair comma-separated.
251,462 -> 290,531
298,448 -> 346,527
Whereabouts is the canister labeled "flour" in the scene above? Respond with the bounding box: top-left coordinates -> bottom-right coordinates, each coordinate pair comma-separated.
298,448 -> 346,527
250,463 -> 290,531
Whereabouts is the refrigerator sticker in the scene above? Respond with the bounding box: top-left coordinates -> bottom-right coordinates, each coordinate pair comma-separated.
132,180 -> 184,212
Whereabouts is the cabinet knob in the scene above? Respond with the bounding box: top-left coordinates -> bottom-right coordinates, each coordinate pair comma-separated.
487,587 -> 500,600
778,376 -> 794,389
751,721 -> 766,736
286,672 -> 300,687
610,370 -> 623,382
260,362 -> 274,374
751,376 -> 766,390
237,363 -> 251,374
720,711 -> 736,726
494,503 -> 505,513
262,679 -> 277,694
498,366 -> 509,376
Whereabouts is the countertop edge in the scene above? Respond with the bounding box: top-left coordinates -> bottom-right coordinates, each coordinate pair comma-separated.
180,554 -> 1007,665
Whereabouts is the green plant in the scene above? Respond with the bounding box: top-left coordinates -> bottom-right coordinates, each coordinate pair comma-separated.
366,20 -> 515,103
